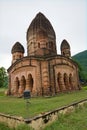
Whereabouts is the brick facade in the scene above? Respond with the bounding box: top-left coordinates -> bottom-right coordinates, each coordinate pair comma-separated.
7,12 -> 80,97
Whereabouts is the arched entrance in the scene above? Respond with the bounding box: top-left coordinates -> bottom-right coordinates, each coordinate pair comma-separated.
14,77 -> 20,94
64,73 -> 69,90
57,72 -> 63,92
27,74 -> 34,92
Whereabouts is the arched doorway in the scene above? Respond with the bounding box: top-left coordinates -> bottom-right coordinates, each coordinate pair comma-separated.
28,74 -> 34,92
21,76 -> 26,89
57,72 -> 63,92
64,73 -> 69,90
14,77 -> 20,94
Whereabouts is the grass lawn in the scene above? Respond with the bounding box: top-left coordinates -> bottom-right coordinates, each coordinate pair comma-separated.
0,88 -> 87,118
0,102 -> 87,130
44,103 -> 87,130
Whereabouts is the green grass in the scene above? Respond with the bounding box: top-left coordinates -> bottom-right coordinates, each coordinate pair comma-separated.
44,103 -> 87,130
0,104 -> 87,130
0,88 -> 7,96
0,89 -> 87,118
82,86 -> 87,90
0,123 -> 33,130
0,122 -> 11,130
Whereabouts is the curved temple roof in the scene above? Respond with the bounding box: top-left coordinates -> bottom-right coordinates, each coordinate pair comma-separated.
11,42 -> 25,54
26,12 -> 56,40
60,39 -> 70,50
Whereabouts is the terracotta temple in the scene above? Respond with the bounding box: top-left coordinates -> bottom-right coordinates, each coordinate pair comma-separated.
7,12 -> 80,97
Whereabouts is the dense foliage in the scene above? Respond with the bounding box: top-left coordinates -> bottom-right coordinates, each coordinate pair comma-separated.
0,67 -> 8,88
72,50 -> 87,83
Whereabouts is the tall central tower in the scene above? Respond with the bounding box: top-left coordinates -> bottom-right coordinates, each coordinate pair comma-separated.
26,12 -> 57,56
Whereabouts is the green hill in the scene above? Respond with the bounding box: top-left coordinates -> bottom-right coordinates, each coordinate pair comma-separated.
72,50 -> 87,82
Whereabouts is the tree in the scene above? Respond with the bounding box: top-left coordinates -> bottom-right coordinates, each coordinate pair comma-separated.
0,67 -> 8,88
72,59 -> 87,84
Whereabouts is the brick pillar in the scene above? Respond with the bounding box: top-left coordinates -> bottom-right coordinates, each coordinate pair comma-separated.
14,80 -> 19,94
13,78 -> 20,95
69,74 -> 74,90
18,79 -> 24,94
25,78 -> 30,91
42,67 -> 50,96
59,74 -> 66,91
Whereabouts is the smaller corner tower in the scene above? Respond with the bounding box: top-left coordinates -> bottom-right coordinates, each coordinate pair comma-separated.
11,42 -> 25,64
60,39 -> 71,58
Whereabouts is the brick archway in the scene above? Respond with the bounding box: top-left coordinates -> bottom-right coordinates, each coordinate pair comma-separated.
27,74 -> 34,92
64,73 -> 69,90
14,77 -> 20,94
57,72 -> 63,91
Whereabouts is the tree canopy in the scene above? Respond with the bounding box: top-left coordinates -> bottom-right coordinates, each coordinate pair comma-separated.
0,67 -> 8,88
72,50 -> 87,83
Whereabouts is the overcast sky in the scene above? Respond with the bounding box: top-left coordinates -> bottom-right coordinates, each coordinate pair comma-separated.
0,0 -> 86,69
